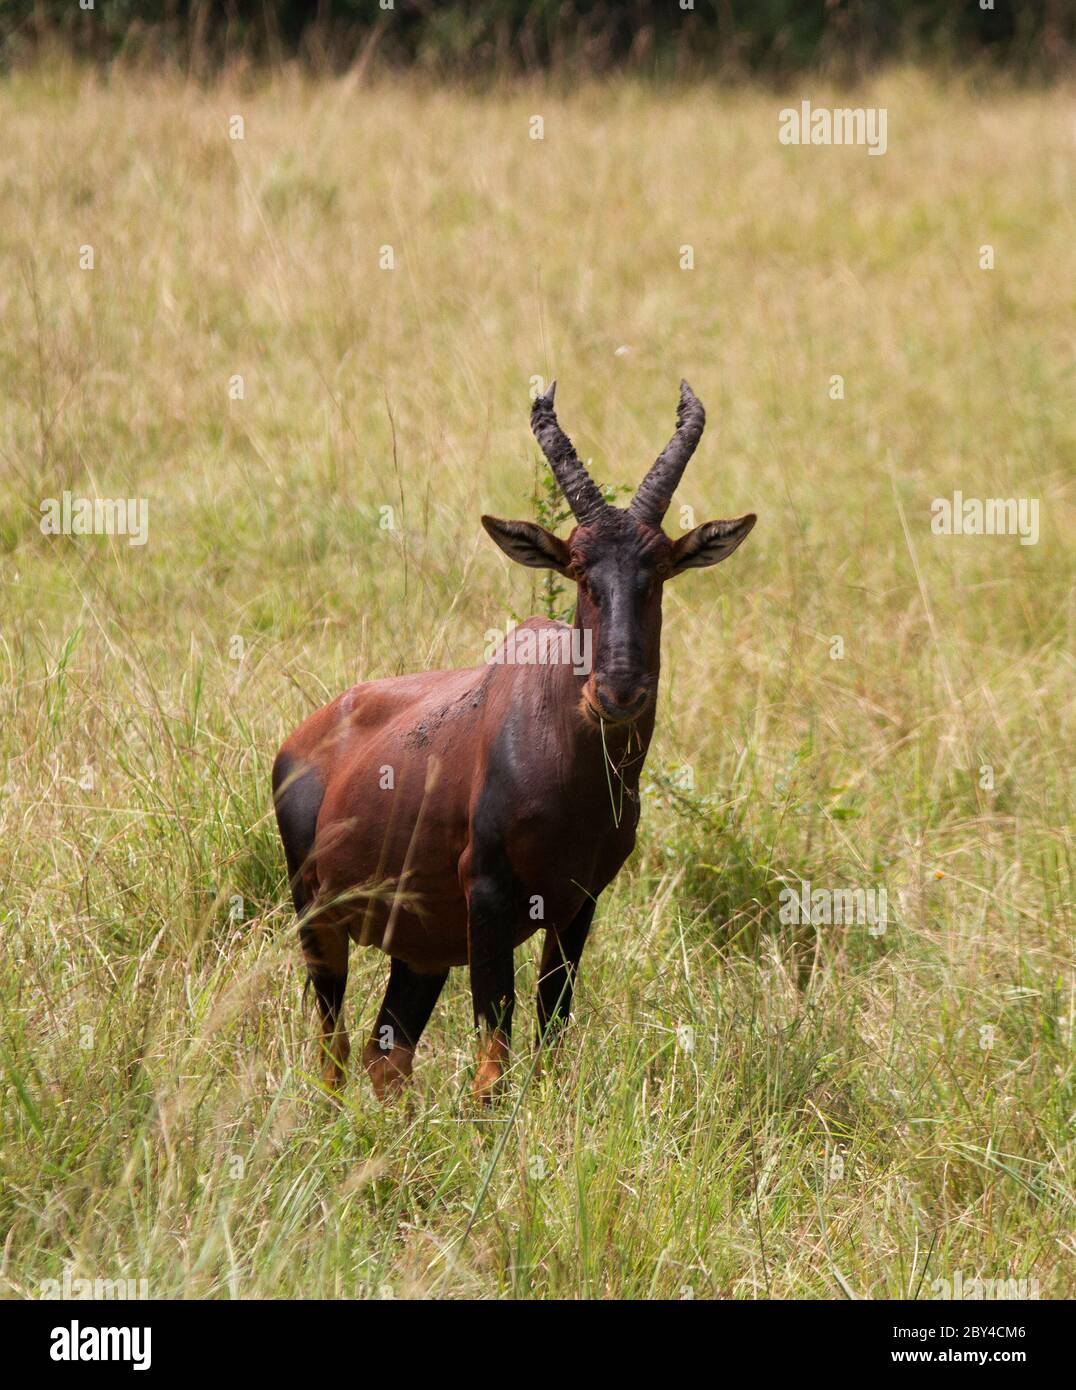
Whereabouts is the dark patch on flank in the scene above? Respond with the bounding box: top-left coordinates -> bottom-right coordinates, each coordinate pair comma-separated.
272,751 -> 325,915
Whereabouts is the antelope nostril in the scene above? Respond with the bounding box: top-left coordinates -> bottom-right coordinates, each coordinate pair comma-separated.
595,684 -> 649,719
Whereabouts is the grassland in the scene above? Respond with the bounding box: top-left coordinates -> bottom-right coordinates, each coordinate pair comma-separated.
0,62 -> 1072,1299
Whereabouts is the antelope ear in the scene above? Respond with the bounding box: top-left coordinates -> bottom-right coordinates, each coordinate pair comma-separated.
481,516 -> 572,575
668,514 -> 756,576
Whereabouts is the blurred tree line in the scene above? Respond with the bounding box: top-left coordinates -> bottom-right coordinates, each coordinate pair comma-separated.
3,1 -> 1072,76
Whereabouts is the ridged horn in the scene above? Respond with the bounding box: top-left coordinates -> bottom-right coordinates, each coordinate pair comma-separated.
530,382 -> 606,524
629,380 -> 706,525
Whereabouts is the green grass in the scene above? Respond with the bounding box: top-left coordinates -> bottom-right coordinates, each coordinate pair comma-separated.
0,62 -> 1072,1299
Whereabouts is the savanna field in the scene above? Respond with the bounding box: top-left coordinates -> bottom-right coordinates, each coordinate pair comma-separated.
0,64 -> 1072,1299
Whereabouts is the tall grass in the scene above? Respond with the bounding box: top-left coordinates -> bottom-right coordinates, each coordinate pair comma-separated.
0,63 -> 1072,1298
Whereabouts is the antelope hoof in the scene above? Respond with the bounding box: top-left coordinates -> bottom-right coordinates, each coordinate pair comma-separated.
472,1036 -> 509,1104
321,1032 -> 350,1089
363,1041 -> 415,1101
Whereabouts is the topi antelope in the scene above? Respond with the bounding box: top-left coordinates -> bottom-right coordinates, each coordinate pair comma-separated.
272,381 -> 755,1101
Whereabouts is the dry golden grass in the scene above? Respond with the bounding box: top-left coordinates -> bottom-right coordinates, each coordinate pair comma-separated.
0,62 -> 1072,1298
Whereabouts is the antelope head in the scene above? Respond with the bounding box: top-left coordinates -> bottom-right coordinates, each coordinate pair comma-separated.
483,381 -> 756,725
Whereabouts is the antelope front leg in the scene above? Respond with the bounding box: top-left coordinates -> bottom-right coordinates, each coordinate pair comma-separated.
466,877 -> 516,1103
537,898 -> 596,1047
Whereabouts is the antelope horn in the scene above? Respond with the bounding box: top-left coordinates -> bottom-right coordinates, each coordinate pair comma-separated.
629,380 -> 706,525
530,382 -> 607,524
